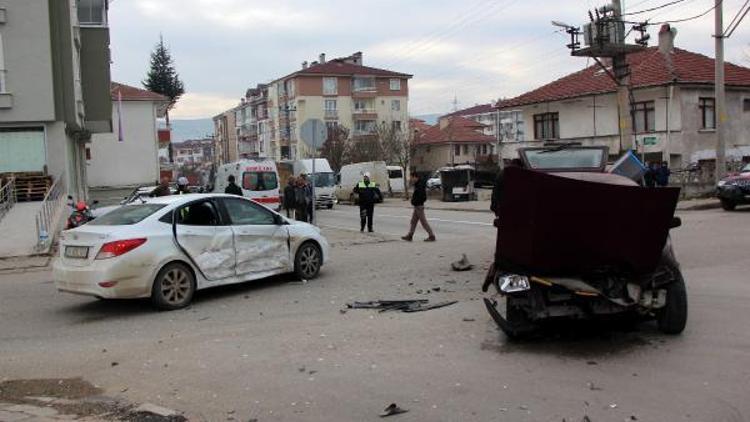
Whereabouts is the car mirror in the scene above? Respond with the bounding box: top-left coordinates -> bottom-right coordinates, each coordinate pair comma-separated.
669,217 -> 682,229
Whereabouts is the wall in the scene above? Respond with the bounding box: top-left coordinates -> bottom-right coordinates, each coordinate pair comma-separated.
414,144 -> 452,173
87,100 -> 159,187
0,0 -> 56,122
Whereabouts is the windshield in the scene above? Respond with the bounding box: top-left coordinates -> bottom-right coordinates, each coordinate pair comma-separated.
312,172 -> 335,188
89,204 -> 165,225
522,148 -> 606,171
388,169 -> 403,178
242,171 -> 278,191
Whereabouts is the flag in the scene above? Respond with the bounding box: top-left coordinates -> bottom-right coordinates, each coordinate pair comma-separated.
117,90 -> 125,142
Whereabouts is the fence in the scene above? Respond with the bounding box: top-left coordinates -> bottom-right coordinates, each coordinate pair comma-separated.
673,160 -> 747,199
35,172 -> 66,251
0,176 -> 16,223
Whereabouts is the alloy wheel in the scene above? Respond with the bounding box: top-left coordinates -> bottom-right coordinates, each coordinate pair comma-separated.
298,245 -> 320,279
161,268 -> 191,305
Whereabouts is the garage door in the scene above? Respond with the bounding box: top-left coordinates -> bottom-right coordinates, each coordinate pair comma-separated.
0,128 -> 46,173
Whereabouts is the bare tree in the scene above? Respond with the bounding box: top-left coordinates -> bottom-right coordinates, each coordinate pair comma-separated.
320,125 -> 350,172
347,134 -> 386,164
375,121 -> 413,199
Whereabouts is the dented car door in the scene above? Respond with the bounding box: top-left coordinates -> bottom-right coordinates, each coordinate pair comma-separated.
175,199 -> 236,281
219,197 -> 290,276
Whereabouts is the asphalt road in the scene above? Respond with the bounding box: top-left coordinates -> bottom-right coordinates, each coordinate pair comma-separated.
1,206 -> 749,421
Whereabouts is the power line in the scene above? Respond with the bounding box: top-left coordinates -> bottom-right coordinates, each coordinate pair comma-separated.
622,0 -> 688,16
625,0 -> 723,25
725,0 -> 750,36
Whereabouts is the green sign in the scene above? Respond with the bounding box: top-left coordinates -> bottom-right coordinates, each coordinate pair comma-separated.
642,136 -> 658,146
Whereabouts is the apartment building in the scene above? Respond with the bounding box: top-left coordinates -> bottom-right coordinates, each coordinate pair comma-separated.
446,103 -> 525,144
212,107 -> 238,164
0,0 -> 112,199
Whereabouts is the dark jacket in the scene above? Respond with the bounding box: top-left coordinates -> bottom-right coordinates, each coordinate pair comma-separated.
411,178 -> 427,207
150,184 -> 171,197
225,182 -> 243,196
353,180 -> 381,206
655,167 -> 671,186
283,184 -> 296,209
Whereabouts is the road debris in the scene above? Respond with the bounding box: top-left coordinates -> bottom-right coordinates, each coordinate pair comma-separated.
451,254 -> 473,271
347,299 -> 458,313
380,403 -> 409,417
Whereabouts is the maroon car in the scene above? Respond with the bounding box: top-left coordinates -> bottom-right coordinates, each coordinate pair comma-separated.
483,146 -> 687,338
716,163 -> 750,211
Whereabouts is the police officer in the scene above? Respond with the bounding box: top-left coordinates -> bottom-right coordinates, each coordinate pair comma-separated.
353,172 -> 382,232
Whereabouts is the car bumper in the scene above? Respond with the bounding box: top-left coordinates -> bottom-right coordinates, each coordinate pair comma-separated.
717,186 -> 750,203
53,258 -> 154,299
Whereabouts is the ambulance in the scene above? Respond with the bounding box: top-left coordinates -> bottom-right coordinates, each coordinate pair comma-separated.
214,158 -> 281,211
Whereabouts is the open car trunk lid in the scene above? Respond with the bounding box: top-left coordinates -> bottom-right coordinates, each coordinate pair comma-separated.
497,167 -> 680,276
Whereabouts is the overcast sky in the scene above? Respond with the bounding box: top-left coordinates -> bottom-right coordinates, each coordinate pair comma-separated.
109,0 -> 750,119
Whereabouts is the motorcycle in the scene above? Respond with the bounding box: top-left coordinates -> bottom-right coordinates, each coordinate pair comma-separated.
65,196 -> 98,229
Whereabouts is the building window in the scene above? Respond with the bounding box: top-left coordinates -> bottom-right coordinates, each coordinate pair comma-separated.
631,101 -> 655,133
744,98 -> 750,112
326,121 -> 338,132
324,99 -> 337,111
391,99 -> 401,111
389,79 -> 401,91
454,145 -> 460,156
77,0 -> 107,26
354,120 -> 376,135
353,77 -> 375,92
533,112 -> 559,140
323,77 -> 337,95
354,99 -> 372,112
699,97 -> 716,129
392,121 -> 401,131
463,145 -> 468,155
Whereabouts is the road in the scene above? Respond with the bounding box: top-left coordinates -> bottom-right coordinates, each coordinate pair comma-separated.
1,206 -> 749,421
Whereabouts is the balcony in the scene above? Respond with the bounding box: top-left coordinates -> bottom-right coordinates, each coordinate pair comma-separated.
352,109 -> 377,120
324,110 -> 338,119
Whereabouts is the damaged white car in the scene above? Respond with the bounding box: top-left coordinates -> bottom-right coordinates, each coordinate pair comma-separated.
53,194 -> 329,310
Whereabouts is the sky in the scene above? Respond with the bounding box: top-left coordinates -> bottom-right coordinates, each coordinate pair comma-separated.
109,0 -> 750,119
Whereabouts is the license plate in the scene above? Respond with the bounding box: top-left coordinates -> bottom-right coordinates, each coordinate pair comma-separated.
65,246 -> 89,259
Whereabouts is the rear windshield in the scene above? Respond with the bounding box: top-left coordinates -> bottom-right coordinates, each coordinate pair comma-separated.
388,169 -> 403,178
522,148 -> 606,170
243,172 -> 278,191
89,204 -> 165,226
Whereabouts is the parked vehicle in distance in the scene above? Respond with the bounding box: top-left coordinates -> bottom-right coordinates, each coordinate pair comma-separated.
439,165 -> 476,202
483,145 -> 687,338
65,196 -> 98,229
335,161 -> 388,204
716,163 -> 750,210
280,159 -> 336,209
426,171 -> 441,190
214,158 -> 281,211
387,165 -> 405,196
53,194 -> 329,310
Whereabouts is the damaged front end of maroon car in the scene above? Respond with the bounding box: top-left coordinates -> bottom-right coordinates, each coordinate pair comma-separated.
483,165 -> 687,338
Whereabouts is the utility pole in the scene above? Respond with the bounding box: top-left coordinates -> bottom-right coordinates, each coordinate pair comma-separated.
715,0 -> 726,182
611,0 -> 635,152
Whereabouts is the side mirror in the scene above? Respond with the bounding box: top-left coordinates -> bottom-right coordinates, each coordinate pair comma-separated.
669,217 -> 682,229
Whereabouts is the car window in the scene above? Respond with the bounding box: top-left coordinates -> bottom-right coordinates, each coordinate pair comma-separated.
88,204 -> 165,225
177,201 -> 219,226
388,169 -> 403,178
222,198 -> 276,225
242,171 -> 278,191
522,148 -> 606,170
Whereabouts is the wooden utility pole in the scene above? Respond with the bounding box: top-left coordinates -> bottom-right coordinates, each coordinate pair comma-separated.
612,0 -> 634,152
715,0 -> 726,182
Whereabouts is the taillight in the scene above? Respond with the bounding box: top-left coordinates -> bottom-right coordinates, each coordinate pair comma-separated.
96,238 -> 147,260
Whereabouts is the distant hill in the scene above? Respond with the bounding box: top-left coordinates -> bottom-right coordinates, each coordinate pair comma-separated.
412,113 -> 442,125
169,118 -> 213,142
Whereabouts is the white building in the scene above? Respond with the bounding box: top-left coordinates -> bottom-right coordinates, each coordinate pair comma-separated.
87,83 -> 168,188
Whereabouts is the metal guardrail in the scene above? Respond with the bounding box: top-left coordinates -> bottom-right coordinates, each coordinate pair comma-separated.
35,172 -> 66,251
0,176 -> 16,223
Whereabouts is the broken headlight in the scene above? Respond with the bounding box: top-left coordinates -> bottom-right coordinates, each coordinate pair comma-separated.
499,274 -> 531,293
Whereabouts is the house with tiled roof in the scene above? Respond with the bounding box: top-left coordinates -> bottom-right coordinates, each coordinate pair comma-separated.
444,103 -> 525,144
412,115 -> 496,173
497,26 -> 750,172
87,83 -> 170,188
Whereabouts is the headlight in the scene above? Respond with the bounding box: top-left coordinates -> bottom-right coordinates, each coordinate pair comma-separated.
499,274 -> 530,293
717,180 -> 727,187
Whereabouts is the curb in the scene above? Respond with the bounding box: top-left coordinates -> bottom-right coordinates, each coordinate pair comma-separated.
676,201 -> 722,211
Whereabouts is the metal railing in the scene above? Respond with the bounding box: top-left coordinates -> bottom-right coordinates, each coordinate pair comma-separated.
0,176 -> 16,223
35,172 -> 66,251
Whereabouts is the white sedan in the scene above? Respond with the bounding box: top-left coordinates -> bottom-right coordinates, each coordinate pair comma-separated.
53,194 -> 329,310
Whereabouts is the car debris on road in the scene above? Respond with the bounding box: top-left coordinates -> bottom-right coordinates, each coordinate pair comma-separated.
347,299 -> 458,313
451,254 -> 473,271
380,402 -> 409,417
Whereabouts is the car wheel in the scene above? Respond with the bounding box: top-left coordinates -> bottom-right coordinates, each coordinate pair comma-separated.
294,242 -> 322,280
657,266 -> 687,334
720,199 -> 736,211
327,204 -> 333,209
151,262 -> 195,311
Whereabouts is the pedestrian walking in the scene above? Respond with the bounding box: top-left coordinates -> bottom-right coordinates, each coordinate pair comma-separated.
644,161 -> 657,188
150,177 -> 172,197
294,177 -> 309,222
224,174 -> 243,196
283,176 -> 296,218
353,172 -> 382,232
300,174 -> 314,223
655,161 -> 671,187
402,173 -> 436,242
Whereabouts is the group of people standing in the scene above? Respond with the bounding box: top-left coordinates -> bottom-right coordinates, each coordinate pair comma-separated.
283,174 -> 314,222
644,161 -> 671,188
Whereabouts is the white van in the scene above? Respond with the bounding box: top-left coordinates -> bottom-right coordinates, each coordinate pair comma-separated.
282,159 -> 336,209
387,165 -> 405,196
214,158 -> 281,210
335,161 -> 388,204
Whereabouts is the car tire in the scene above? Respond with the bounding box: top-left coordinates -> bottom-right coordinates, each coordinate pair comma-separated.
327,204 -> 333,209
294,242 -> 322,281
720,199 -> 736,211
151,262 -> 196,311
657,266 -> 688,334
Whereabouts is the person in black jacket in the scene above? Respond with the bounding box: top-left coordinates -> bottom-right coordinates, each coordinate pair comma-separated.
283,176 -> 296,218
224,175 -> 243,196
402,173 -> 435,242
352,172 -> 381,232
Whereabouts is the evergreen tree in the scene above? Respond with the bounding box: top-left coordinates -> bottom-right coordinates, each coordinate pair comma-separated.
143,35 -> 184,125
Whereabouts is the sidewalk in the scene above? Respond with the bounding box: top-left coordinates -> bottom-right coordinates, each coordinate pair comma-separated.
380,196 -> 722,213
0,202 -> 43,258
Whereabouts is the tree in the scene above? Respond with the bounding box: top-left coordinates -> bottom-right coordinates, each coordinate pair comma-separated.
375,121 -> 414,199
143,35 -> 185,126
320,125 -> 350,172
347,135 -> 385,164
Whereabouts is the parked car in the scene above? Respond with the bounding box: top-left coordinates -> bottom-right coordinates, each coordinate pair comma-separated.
483,145 -> 687,338
438,165 -> 476,202
54,194 -> 329,310
716,163 -> 750,210
426,171 -> 441,190
387,165 -> 405,196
